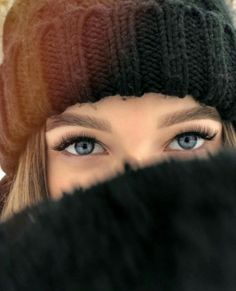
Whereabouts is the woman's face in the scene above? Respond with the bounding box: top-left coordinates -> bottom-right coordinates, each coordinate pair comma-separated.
46,93 -> 222,199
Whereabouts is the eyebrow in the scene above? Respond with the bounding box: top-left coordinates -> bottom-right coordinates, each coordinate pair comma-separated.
158,106 -> 221,128
46,106 -> 221,133
46,113 -> 112,132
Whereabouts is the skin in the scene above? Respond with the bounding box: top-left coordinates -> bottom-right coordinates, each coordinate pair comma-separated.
46,93 -> 223,200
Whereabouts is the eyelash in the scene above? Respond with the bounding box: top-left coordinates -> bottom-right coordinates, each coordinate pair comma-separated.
52,131 -> 105,152
52,125 -> 218,155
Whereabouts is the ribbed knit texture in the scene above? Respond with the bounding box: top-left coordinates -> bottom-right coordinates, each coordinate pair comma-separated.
0,0 -> 236,175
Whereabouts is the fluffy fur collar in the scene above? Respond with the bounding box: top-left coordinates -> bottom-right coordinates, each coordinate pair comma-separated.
0,149 -> 236,290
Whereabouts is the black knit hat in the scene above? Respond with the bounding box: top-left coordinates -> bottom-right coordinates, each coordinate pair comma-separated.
0,0 -> 236,176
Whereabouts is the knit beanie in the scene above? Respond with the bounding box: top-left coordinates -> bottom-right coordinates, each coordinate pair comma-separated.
0,0 -> 236,176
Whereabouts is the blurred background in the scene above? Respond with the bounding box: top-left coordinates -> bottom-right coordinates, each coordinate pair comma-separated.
0,0 -> 236,180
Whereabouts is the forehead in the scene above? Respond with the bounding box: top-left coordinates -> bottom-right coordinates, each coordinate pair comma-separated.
46,93 -> 221,133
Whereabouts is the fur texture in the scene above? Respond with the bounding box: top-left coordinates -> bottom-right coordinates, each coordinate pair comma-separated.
0,149 -> 236,290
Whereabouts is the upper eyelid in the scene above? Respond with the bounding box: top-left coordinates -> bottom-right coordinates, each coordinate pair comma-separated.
56,123 -> 217,138
58,125 -> 217,143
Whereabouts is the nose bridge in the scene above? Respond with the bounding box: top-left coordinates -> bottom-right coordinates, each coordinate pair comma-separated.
121,152 -> 165,170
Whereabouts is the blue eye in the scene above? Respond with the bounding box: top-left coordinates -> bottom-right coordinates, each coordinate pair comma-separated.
168,128 -> 218,151
169,133 -> 204,150
52,133 -> 106,156
70,138 -> 104,156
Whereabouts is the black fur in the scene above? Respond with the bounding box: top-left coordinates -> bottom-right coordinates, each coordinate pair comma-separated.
0,149 -> 236,290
